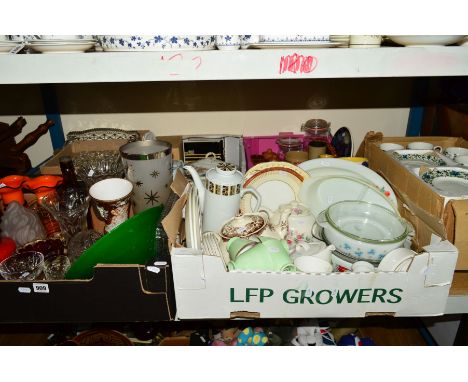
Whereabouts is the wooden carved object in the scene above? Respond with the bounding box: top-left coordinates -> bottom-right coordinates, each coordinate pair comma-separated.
0,117 -> 54,177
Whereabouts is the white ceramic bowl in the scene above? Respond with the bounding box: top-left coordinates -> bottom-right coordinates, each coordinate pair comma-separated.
380,143 -> 405,152
97,35 -> 216,51
387,35 -> 463,46
317,201 -> 409,261
294,255 -> 332,274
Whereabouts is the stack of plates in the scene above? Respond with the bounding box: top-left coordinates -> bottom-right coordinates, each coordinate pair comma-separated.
0,40 -> 22,54
330,35 -> 350,48
248,35 -> 340,49
184,182 -> 202,250
26,37 -> 97,53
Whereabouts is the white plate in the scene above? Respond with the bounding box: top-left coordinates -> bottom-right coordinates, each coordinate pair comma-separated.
184,183 -> 194,249
421,167 -> 468,197
190,183 -> 202,250
299,175 -> 399,218
247,42 -> 340,49
28,39 -> 97,44
298,158 -> 397,205
240,161 -> 309,213
26,41 -> 95,53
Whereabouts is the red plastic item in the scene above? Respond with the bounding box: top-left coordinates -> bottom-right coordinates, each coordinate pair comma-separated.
0,237 -> 16,263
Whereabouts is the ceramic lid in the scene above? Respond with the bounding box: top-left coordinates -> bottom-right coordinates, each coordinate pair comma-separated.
190,152 -> 223,174
206,162 -> 242,185
289,201 -> 311,216
119,139 -> 172,160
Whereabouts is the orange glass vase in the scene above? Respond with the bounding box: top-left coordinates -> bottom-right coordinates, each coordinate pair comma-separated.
0,175 -> 30,206
23,175 -> 63,202
23,175 -> 64,239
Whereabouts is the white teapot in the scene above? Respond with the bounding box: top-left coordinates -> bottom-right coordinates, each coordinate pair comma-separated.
184,162 -> 261,233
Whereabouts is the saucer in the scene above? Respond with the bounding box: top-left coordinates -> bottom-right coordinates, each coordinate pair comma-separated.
421,167 -> 468,197
220,213 -> 267,240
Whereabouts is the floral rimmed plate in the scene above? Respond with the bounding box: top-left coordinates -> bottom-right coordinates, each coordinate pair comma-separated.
220,213 -> 267,239
392,150 -> 446,167
240,161 -> 310,213
421,167 -> 468,197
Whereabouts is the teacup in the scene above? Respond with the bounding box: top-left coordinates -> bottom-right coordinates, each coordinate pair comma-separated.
351,261 -> 375,273
226,237 -> 259,261
294,255 -> 332,274
380,143 -> 404,151
89,178 -> 133,233
227,237 -> 294,272
215,35 -> 241,50
444,147 -> 468,160
407,142 -> 442,151
455,155 -> 468,166
240,35 -> 260,49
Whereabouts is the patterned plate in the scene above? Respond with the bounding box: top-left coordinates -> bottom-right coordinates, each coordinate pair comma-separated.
66,128 -> 140,143
240,161 -> 309,213
421,167 -> 468,196
392,150 -> 446,167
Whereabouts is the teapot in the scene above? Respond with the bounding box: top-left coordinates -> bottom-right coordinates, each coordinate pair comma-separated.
184,162 -> 262,233
258,205 -> 292,240
285,201 -> 316,244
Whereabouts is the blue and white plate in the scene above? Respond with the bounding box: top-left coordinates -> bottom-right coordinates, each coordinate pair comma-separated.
97,35 -> 216,51
421,167 -> 468,197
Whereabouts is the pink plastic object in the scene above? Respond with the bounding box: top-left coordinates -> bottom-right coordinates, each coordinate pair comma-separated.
243,132 -> 305,169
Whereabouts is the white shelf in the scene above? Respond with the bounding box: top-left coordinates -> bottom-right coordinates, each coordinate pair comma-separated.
445,295 -> 468,314
1,47 -> 468,84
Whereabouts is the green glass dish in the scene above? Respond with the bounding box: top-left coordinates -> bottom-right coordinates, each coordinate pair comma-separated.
65,205 -> 163,280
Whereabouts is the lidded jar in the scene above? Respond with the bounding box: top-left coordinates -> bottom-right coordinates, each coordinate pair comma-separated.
276,137 -> 303,160
301,118 -> 333,149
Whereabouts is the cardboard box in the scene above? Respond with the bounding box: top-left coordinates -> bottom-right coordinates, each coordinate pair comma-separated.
0,264 -> 176,323
40,135 -> 182,175
362,134 -> 468,270
163,172 -> 458,319
40,139 -> 130,175
0,195 -> 176,324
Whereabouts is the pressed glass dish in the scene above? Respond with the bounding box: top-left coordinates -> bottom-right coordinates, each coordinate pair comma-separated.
0,251 -> 44,281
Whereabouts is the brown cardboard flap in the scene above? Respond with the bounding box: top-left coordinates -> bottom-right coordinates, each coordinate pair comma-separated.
446,200 -> 468,269
40,139 -> 130,175
162,181 -> 189,250
171,169 -> 189,197
368,142 -> 447,224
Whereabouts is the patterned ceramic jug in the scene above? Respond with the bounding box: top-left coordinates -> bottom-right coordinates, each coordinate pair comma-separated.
184,162 -> 262,233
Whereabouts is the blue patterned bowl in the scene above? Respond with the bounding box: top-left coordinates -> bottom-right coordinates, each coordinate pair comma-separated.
97,35 -> 216,51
